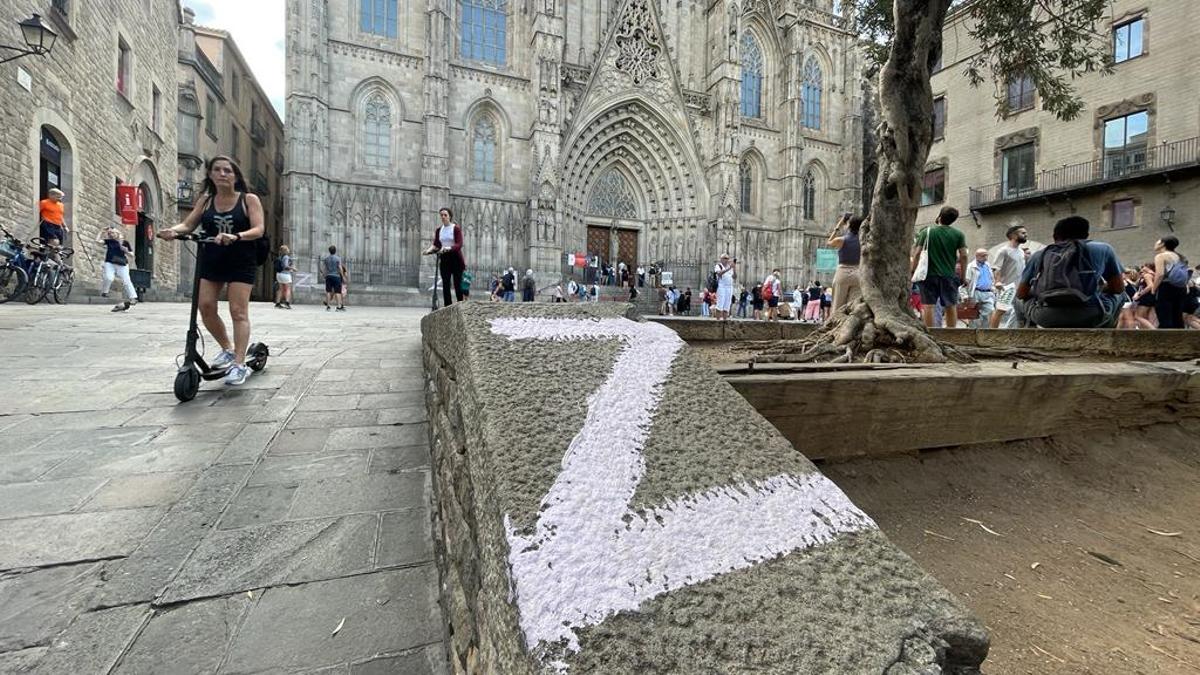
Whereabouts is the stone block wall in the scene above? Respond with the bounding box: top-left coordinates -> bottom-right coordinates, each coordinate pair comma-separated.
0,0 -> 180,291
422,302 -> 989,673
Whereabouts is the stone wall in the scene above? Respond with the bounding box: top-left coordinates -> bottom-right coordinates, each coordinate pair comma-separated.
0,0 -> 180,291
422,302 -> 988,673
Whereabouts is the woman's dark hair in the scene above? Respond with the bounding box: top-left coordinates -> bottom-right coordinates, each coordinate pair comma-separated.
848,216 -> 863,234
328,245 -> 337,254
1160,235 -> 1180,251
439,207 -> 453,221
201,155 -> 249,197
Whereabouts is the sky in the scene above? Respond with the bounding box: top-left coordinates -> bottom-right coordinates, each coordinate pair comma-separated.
189,0 -> 287,118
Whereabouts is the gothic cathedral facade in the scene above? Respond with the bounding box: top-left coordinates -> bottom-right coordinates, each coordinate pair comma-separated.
285,0 -> 863,292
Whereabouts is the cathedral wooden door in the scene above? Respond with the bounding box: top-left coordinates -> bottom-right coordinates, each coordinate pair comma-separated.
616,229 -> 638,273
586,226 -> 610,261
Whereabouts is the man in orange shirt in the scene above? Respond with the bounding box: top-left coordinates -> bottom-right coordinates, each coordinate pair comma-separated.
38,188 -> 68,245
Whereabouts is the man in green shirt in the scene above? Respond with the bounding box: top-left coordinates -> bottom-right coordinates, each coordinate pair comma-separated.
461,270 -> 474,300
912,206 -> 968,328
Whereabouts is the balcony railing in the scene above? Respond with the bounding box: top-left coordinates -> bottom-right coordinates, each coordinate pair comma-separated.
971,136 -> 1200,209
251,118 -> 267,147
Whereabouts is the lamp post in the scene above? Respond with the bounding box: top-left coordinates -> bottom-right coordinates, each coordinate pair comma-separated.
1160,205 -> 1176,232
0,14 -> 57,65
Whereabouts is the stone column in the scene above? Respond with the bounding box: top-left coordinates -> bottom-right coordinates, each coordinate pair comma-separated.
778,9 -> 808,286
421,0 -> 452,287
284,0 -> 331,273
529,3 -> 566,281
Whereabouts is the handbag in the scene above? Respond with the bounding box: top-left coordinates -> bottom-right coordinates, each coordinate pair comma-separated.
911,227 -> 930,283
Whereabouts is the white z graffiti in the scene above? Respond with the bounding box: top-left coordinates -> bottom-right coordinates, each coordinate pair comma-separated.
489,318 -> 877,669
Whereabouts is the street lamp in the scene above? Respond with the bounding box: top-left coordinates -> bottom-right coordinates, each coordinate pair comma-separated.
0,14 -> 57,65
1160,205 -> 1176,232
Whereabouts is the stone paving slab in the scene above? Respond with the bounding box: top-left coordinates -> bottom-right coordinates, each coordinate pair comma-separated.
0,508 -> 166,570
220,568 -> 441,673
0,304 -> 442,672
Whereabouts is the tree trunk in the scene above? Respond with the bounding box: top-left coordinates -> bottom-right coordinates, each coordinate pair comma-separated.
822,0 -> 960,363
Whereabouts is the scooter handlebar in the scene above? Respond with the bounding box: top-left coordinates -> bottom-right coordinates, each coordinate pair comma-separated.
174,233 -> 219,243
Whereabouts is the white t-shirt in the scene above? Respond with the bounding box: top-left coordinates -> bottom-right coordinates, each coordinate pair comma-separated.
715,263 -> 735,288
994,244 -> 1026,287
438,224 -> 456,249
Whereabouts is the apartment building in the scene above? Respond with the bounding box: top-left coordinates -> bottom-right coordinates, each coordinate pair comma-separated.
919,0 -> 1197,267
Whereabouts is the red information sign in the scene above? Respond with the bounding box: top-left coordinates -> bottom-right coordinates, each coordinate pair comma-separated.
116,184 -> 138,226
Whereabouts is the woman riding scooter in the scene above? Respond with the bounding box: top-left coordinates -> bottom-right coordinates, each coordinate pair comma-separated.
157,156 -> 265,386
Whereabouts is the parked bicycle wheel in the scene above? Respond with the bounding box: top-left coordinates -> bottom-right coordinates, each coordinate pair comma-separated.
23,261 -> 50,304
0,264 -> 27,303
53,267 -> 74,304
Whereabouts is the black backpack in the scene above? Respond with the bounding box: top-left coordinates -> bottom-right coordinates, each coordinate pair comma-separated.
274,256 -> 285,273
1031,240 -> 1092,306
706,270 -> 719,293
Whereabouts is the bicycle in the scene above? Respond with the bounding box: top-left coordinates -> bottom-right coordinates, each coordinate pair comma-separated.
21,237 -> 74,305
0,226 -> 29,304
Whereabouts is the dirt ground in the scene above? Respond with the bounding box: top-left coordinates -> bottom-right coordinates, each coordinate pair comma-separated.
821,420 -> 1200,674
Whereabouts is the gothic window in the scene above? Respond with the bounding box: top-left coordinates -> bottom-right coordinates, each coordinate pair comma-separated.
739,159 -> 754,214
740,34 -> 764,118
588,169 -> 638,218
362,93 -> 391,169
471,116 -> 498,183
802,57 -> 823,130
802,170 -> 816,220
360,0 -> 397,38
461,0 -> 507,66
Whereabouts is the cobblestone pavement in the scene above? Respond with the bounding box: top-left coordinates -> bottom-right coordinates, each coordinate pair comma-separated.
0,302 -> 445,674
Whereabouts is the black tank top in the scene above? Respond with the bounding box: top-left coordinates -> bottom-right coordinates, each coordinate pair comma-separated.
199,193 -> 256,270
838,230 -> 861,265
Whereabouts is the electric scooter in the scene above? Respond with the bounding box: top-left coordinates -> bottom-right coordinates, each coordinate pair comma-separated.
173,233 -> 269,402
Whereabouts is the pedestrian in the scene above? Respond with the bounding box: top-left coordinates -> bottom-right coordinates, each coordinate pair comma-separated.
629,283 -> 639,302
712,254 -> 736,321
1132,263 -> 1157,329
274,244 -> 294,309
157,155 -> 266,386
425,207 -> 465,308
1017,216 -> 1125,329
38,188 -> 69,246
1118,269 -> 1139,329
828,213 -> 863,312
567,277 -> 579,302
461,269 -> 473,300
501,267 -> 517,302
911,206 -> 968,329
522,268 -> 536,302
803,280 -> 822,322
590,283 -> 600,303
1150,235 -> 1190,329
991,224 -> 1028,328
637,264 -> 645,287
97,225 -> 137,312
736,286 -> 748,318
963,248 -> 996,328
321,245 -> 347,311
553,283 -> 566,303
821,286 -> 833,321
762,269 -> 782,321
1185,266 -> 1200,330
750,284 -> 764,320
679,287 -> 693,316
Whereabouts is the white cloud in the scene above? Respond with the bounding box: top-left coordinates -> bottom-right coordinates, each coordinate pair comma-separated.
187,0 -> 286,118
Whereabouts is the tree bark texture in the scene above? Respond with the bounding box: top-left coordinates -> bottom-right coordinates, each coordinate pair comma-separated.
819,0 -> 961,363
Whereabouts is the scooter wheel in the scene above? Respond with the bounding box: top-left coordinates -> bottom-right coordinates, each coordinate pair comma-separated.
174,368 -> 201,402
248,343 -> 269,372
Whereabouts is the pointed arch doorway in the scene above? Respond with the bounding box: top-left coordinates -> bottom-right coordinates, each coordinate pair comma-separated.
585,166 -> 641,284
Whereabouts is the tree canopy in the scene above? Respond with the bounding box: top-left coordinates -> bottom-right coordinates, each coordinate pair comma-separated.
853,0 -> 1113,120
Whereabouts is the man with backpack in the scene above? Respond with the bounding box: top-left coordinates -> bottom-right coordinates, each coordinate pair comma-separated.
1017,216 -> 1125,328
911,206 -> 968,328
762,269 -> 782,321
522,269 -> 537,302
501,267 -> 516,302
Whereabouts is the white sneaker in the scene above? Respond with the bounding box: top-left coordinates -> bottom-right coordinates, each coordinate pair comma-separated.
224,363 -> 250,386
211,349 -> 236,370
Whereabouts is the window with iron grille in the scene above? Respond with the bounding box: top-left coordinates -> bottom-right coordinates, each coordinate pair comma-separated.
1001,143 -> 1035,198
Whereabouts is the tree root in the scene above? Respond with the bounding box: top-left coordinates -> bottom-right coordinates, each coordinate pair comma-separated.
749,299 -> 974,365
